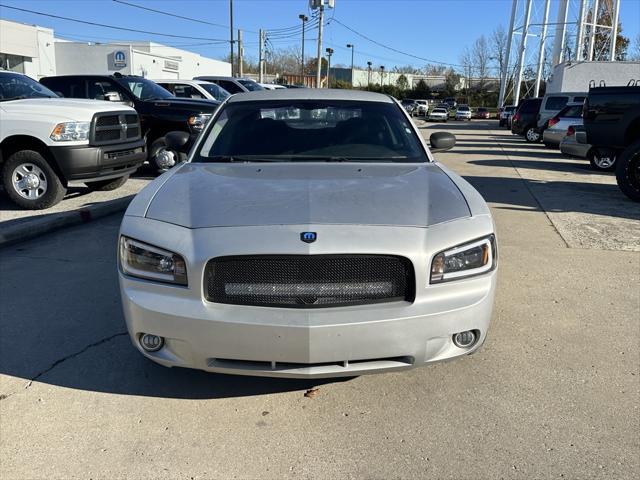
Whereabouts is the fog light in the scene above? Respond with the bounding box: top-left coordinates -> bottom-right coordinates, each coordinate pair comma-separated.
453,330 -> 477,348
140,333 -> 164,352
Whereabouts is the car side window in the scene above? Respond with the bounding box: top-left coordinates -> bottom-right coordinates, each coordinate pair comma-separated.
545,96 -> 569,110
172,84 -> 205,99
217,80 -> 242,94
158,83 -> 173,94
88,80 -> 118,101
573,96 -> 585,103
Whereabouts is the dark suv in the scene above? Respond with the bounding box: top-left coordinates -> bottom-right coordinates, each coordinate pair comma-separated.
511,98 -> 543,142
40,74 -> 219,172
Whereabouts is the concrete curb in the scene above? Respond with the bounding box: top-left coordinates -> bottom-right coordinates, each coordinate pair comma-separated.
0,195 -> 133,248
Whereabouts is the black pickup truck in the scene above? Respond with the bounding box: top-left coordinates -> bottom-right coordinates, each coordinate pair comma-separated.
40,74 -> 219,172
584,84 -> 640,201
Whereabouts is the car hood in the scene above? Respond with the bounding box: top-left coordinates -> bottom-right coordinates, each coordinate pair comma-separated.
145,162 -> 471,228
0,98 -> 135,120
147,97 -> 220,111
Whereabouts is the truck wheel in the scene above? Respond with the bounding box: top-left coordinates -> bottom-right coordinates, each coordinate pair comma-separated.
149,137 -> 178,173
525,127 -> 541,143
1,150 -> 66,209
85,175 -> 129,192
615,141 -> 640,202
589,148 -> 617,171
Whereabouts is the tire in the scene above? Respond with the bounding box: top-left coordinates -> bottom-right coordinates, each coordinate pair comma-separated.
589,148 -> 617,172
615,141 -> 640,201
1,149 -> 66,210
85,175 -> 129,192
149,137 -> 179,173
524,126 -> 541,143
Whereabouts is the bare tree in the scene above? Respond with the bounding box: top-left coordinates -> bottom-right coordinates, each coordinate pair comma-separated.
491,25 -> 508,80
473,35 -> 492,91
424,64 -> 448,76
632,33 -> 640,60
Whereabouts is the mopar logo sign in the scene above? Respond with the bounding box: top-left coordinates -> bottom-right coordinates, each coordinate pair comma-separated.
114,50 -> 127,67
300,232 -> 317,243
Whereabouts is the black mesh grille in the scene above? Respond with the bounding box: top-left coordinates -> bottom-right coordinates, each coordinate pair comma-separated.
126,127 -> 140,138
95,115 -> 120,127
125,114 -> 138,124
95,129 -> 121,142
204,255 -> 415,308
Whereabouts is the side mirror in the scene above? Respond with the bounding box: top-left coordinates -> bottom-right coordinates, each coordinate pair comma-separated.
429,132 -> 456,153
164,131 -> 194,154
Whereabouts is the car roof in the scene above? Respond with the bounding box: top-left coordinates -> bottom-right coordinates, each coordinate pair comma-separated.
153,79 -> 212,85
226,89 -> 395,104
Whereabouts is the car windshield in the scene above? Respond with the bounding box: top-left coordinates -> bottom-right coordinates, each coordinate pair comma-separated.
0,73 -> 58,101
199,82 -> 231,101
195,100 -> 428,163
116,78 -> 172,100
237,79 -> 264,91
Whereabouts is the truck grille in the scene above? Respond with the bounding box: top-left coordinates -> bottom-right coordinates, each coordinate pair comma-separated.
204,255 -> 415,308
91,112 -> 141,146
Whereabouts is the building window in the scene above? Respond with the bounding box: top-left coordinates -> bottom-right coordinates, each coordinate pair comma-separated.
0,53 -> 26,73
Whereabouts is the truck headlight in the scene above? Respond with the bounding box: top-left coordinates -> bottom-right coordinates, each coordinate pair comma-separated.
430,235 -> 497,284
119,236 -> 187,286
50,122 -> 90,141
188,113 -> 212,132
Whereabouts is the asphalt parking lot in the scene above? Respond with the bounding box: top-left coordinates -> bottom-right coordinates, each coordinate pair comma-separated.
1,121 -> 638,479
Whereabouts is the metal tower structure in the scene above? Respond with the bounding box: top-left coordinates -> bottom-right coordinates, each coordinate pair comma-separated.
498,0 -> 621,107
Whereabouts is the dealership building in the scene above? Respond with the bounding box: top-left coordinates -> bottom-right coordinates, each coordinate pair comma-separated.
0,19 -> 231,79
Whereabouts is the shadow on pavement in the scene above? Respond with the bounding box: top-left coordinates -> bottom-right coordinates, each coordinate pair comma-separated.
468,158 -> 609,176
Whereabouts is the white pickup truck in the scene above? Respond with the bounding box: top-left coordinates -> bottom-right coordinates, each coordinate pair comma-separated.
0,71 -> 146,209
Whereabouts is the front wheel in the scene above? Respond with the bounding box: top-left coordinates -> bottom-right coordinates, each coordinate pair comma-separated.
1,149 -> 66,209
589,148 -> 617,171
525,127 -> 541,143
85,175 -> 129,192
615,142 -> 640,201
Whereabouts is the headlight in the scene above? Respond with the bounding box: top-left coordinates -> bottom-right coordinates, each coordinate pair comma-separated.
119,236 -> 187,286
188,113 -> 212,131
430,235 -> 496,284
50,122 -> 90,141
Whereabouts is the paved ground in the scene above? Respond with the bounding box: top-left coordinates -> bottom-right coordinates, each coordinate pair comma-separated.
1,121 -> 638,479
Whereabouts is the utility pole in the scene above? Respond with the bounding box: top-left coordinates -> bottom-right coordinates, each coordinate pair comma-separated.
237,29 -> 243,78
315,4 -> 325,88
229,0 -> 234,77
534,0 -> 551,97
346,43 -> 355,86
326,47 -> 334,88
498,0 -> 518,107
299,14 -> 308,81
367,61 -> 372,90
513,0 -> 533,107
258,29 -> 265,83
380,65 -> 385,87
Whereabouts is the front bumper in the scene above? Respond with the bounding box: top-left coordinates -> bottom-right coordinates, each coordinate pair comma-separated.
50,139 -> 146,182
119,219 -> 497,378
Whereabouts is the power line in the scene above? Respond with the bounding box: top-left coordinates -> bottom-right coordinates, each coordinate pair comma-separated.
0,3 -> 228,41
112,0 -> 232,30
328,17 -> 463,68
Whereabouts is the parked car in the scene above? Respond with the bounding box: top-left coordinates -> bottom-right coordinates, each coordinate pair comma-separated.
0,71 -> 145,209
455,105 -> 472,121
41,74 -> 219,172
259,83 -> 287,90
428,107 -> 449,122
474,107 -> 491,119
542,102 -> 583,148
584,84 -> 640,199
499,105 -> 516,127
401,98 -> 417,114
118,89 -> 497,378
194,76 -> 264,94
537,91 -> 586,130
511,98 -> 543,142
413,99 -> 429,116
444,97 -> 457,109
560,125 -> 591,159
154,79 -> 230,103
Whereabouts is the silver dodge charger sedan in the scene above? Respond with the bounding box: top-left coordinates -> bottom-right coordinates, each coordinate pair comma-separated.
118,89 -> 497,378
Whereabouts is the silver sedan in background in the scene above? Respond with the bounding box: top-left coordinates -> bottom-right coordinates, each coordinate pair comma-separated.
428,107 -> 449,122
118,90 -> 497,378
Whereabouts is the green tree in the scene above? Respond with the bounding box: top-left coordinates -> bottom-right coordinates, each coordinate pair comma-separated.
581,0 -> 629,60
396,74 -> 409,91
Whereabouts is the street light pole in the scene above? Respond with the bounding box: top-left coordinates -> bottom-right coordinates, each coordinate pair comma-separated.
325,47 -> 334,88
299,14 -> 308,82
229,0 -> 234,76
380,65 -> 385,87
346,43 -> 354,86
367,61 -> 372,90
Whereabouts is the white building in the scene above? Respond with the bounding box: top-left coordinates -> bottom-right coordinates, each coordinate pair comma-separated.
546,61 -> 640,94
0,19 -> 56,78
0,18 -> 231,79
55,41 -> 231,79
